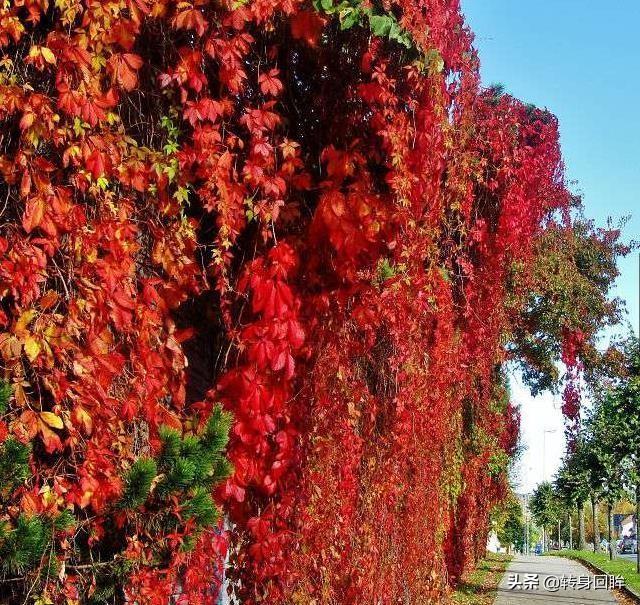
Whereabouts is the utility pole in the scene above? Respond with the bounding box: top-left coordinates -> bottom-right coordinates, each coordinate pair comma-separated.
558,519 -> 562,550
608,503 -> 613,561
523,493 -> 528,555
569,512 -> 573,550
592,495 -> 600,553
541,426 -> 557,555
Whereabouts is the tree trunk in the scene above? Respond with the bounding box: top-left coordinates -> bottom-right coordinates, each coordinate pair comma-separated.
558,519 -> 561,550
578,503 -> 586,550
608,503 -> 613,560
568,512 -> 573,550
592,496 -> 600,553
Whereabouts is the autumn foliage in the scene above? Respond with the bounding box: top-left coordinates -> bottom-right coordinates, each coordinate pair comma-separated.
0,0 -> 626,603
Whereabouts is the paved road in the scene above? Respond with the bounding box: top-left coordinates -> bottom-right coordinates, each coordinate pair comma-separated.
494,555 -> 618,604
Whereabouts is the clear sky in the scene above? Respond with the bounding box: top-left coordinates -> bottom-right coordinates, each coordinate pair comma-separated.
461,0 -> 640,493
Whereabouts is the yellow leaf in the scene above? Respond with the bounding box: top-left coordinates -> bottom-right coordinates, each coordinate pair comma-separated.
73,406 -> 93,435
41,47 -> 56,64
24,335 -> 41,361
40,411 -> 64,430
15,309 -> 37,332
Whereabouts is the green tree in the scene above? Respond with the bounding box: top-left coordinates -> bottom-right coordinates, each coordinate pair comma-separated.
585,391 -> 630,558
529,481 -> 562,551
555,445 -> 591,550
492,493 -> 526,553
555,334 -> 640,559
509,214 -> 631,396
604,334 -> 640,569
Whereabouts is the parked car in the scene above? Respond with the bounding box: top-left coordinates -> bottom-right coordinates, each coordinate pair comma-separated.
621,535 -> 637,554
534,544 -> 542,555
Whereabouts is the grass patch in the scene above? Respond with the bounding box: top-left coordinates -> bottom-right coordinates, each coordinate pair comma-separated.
451,552 -> 512,605
547,550 -> 640,596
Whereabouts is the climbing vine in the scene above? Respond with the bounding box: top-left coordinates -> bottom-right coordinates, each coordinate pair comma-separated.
0,0 -> 626,603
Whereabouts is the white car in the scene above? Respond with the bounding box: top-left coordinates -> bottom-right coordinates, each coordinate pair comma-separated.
621,536 -> 638,554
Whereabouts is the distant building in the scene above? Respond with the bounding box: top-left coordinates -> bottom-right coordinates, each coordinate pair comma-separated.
487,531 -> 502,553
486,493 -> 534,554
618,514 -> 636,538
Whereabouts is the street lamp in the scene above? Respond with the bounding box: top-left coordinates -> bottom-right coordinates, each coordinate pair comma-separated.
524,467 -> 533,555
542,428 -> 557,483
542,429 -> 557,552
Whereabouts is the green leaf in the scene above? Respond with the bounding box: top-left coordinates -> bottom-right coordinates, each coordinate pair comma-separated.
163,141 -> 179,155
369,14 -> 392,37
339,7 -> 360,29
388,20 -> 402,40
425,49 -> 445,73
174,185 -> 190,204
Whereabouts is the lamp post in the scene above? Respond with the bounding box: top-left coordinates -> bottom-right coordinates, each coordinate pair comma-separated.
522,492 -> 530,555
542,428 -> 557,483
542,428 -> 557,552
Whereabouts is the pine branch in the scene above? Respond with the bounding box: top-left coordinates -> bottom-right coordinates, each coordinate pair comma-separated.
119,458 -> 157,509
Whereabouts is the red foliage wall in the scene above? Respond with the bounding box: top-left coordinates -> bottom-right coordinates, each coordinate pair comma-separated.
0,0 -> 572,602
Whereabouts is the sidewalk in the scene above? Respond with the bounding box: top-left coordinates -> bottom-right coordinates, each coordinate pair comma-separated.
494,555 -> 617,604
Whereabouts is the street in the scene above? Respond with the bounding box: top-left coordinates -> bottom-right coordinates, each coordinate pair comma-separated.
494,555 -> 617,604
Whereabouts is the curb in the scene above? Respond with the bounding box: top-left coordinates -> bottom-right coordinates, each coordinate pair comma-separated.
551,553 -> 640,603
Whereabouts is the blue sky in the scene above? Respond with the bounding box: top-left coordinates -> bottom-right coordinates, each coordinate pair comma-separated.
461,0 -> 639,492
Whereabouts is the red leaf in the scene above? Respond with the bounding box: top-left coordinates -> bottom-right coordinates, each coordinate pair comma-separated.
259,68 -> 283,97
172,7 -> 208,37
223,479 -> 246,502
290,11 -> 325,46
22,196 -> 45,233
109,53 -> 144,91
85,149 -> 106,179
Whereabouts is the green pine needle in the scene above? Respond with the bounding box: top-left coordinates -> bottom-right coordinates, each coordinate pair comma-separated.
0,379 -> 11,414
201,404 -> 232,453
158,425 -> 181,467
213,457 -> 234,483
53,509 -> 76,531
162,458 -> 196,494
0,515 -> 49,575
0,437 -> 31,494
183,487 -> 218,528
120,458 -> 157,509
